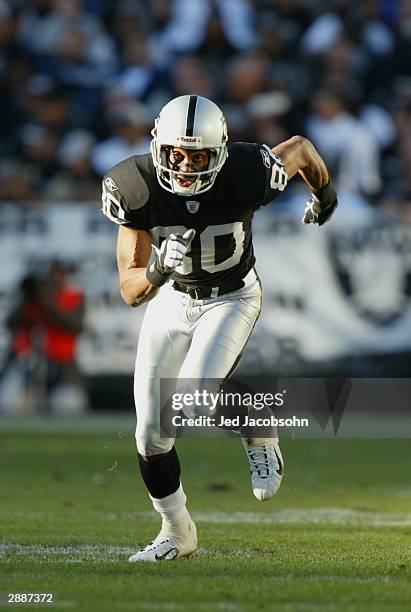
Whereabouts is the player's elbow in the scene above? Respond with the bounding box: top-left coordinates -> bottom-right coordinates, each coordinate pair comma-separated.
289,135 -> 312,155
119,279 -> 138,307
299,135 -> 319,159
120,289 -> 138,307
288,134 -> 307,146
120,282 -> 158,308
290,135 -> 320,173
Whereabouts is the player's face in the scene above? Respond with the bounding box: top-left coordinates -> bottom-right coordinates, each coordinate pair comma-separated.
169,148 -> 210,188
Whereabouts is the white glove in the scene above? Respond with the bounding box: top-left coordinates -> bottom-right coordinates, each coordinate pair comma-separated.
159,229 -> 196,272
302,194 -> 322,225
302,181 -> 338,226
146,229 -> 196,287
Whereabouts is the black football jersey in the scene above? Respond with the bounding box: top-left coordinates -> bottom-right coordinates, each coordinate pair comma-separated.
102,142 -> 288,289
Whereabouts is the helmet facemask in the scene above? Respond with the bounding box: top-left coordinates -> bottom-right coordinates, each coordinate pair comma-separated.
151,136 -> 227,196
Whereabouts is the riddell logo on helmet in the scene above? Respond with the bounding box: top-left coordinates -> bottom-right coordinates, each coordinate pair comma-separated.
176,136 -> 203,145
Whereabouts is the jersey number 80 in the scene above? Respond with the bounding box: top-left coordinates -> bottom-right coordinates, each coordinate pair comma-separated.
151,222 -> 246,275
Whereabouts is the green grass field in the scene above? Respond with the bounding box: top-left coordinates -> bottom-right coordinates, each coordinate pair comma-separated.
1,418 -> 411,611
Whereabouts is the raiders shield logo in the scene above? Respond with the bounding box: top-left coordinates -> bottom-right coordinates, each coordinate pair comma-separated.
186,200 -> 200,214
329,220 -> 411,326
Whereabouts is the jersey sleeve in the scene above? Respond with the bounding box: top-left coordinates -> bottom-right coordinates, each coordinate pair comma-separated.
101,157 -> 149,229
227,143 -> 288,210
254,144 -> 288,206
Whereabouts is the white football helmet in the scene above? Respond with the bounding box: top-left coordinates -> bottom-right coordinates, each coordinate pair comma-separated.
151,95 -> 228,196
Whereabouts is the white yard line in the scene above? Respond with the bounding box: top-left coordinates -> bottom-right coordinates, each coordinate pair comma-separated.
0,544 -> 405,586
0,543 -> 135,562
1,508 -> 411,565
1,509 -> 410,565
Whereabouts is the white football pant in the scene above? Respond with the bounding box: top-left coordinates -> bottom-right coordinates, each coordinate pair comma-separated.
134,269 -> 262,456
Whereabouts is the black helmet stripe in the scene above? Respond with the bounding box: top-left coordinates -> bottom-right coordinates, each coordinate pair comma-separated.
185,95 -> 198,137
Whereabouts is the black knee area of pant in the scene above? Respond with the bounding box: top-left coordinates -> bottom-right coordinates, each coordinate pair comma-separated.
138,446 -> 181,499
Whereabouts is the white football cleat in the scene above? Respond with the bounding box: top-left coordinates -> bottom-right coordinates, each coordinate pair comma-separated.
128,516 -> 197,562
243,438 -> 284,501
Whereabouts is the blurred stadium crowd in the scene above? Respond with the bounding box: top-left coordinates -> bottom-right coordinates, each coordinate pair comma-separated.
2,0 -> 411,413
0,0 -> 410,219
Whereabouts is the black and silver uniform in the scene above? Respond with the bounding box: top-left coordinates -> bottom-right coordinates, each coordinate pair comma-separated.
102,142 -> 288,289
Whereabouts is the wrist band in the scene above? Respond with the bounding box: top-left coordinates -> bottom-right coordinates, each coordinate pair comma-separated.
145,253 -> 172,287
314,179 -> 337,209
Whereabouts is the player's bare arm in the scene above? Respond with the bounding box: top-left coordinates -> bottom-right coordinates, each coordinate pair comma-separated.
116,226 -> 157,307
273,135 -> 338,226
117,226 -> 196,307
272,135 -> 328,189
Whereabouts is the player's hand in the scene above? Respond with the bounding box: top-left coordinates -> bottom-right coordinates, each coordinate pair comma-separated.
146,229 -> 196,287
302,180 -> 338,226
158,229 -> 196,272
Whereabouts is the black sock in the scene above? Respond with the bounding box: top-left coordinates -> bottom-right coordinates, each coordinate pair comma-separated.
137,446 -> 181,499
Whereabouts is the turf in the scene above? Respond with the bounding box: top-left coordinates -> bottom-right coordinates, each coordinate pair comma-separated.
0,420 -> 410,611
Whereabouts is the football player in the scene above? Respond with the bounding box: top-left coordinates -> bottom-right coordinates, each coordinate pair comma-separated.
102,95 -> 338,561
